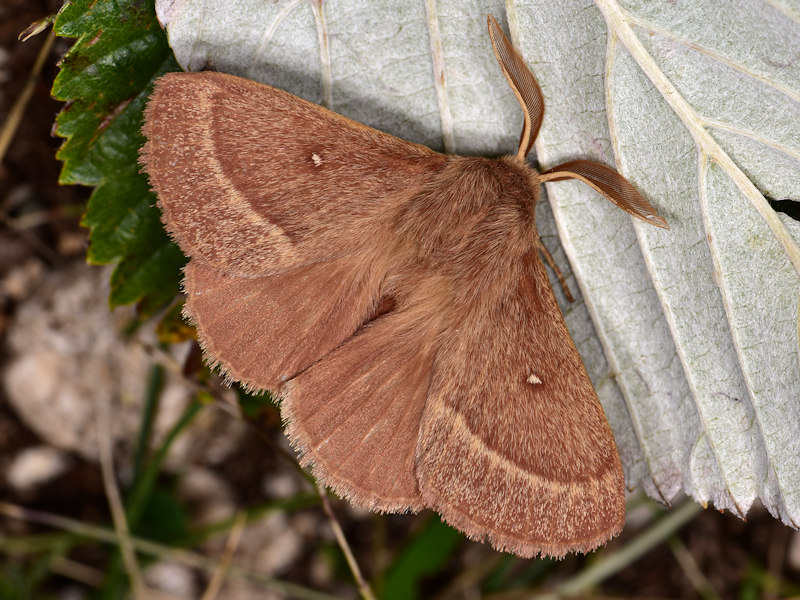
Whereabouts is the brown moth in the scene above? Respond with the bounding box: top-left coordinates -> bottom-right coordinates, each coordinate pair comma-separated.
140,15 -> 669,558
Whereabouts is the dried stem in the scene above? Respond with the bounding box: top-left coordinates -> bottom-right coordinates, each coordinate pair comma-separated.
95,395 -> 148,599
315,485 -> 376,600
0,31 -> 54,161
200,511 -> 248,600
49,557 -> 105,588
668,536 -> 720,600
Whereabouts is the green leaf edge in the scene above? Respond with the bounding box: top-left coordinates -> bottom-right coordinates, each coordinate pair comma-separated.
51,0 -> 185,315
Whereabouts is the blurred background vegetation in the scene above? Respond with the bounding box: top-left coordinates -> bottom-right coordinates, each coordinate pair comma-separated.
0,1 -> 799,598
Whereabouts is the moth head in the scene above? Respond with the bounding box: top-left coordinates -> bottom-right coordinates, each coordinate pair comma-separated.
487,15 -> 670,230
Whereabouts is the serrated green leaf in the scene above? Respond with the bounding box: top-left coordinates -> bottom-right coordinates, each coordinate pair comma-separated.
52,0 -> 183,316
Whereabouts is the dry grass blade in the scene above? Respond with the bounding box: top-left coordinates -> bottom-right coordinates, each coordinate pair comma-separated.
0,31 -> 54,162
200,511 -> 248,600
95,395 -> 149,599
668,536 -> 720,600
49,557 -> 105,588
316,484 -> 376,600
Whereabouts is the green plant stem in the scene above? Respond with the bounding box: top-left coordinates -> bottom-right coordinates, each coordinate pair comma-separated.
125,398 -> 203,529
131,363 -> 165,483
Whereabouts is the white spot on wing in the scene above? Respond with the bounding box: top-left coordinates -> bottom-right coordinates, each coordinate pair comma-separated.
311,153 -> 323,166
527,374 -> 542,384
